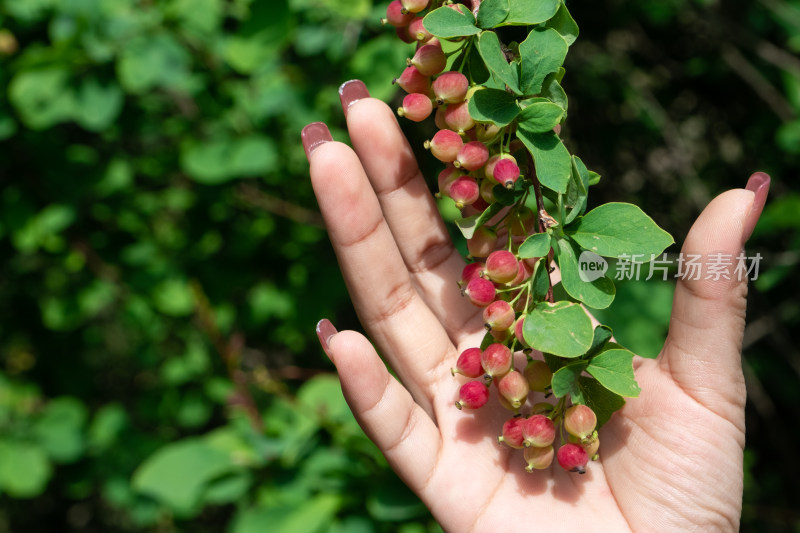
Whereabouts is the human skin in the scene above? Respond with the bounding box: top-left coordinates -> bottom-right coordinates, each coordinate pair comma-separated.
302,79 -> 770,533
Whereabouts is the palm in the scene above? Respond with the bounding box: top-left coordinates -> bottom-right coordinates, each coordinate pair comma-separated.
305,88 -> 764,532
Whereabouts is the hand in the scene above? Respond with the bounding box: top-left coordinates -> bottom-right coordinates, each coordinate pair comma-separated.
302,80 -> 769,532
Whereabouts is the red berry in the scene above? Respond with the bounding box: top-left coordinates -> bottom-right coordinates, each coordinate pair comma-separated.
557,442 -> 589,474
449,175 -> 480,208
493,158 -> 521,188
522,414 -> 556,447
383,0 -> 415,26
485,250 -> 518,284
523,359 -> 552,392
425,129 -> 463,162
437,165 -> 462,198
451,347 -> 483,378
454,141 -> 489,171
485,153 -> 517,181
397,93 -> 433,122
444,101 -> 475,134
455,380 -> 489,410
498,417 -> 526,449
524,444 -> 554,472
497,370 -> 529,409
393,66 -> 431,95
483,300 -> 515,332
564,404 -> 597,440
408,17 -> 432,42
460,261 -> 484,286
467,226 -> 498,258
514,315 -> 529,348
463,277 -> 495,307
481,343 -> 512,378
433,72 -> 469,105
409,43 -> 446,76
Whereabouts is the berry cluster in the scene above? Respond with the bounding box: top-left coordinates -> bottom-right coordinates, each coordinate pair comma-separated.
383,0 -> 601,475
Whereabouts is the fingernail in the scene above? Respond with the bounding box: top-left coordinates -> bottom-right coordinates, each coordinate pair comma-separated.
339,80 -> 369,117
742,171 -> 770,244
316,318 -> 338,360
301,122 -> 332,161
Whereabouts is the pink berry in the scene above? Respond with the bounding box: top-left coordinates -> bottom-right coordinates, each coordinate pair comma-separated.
397,93 -> 433,122
490,327 -> 512,343
564,405 -> 597,439
557,443 -> 589,474
523,359 -> 552,392
446,3 -> 466,13
497,370 -> 529,409
507,259 -> 532,285
467,226 -> 497,258
493,158 -> 521,189
524,444 -> 554,472
437,165 -> 462,197
522,414 -> 556,447
470,196 -> 489,213
394,25 -> 415,43
401,0 -> 429,13
408,43 -> 446,76
393,66 -> 431,95
454,141 -> 489,171
484,153 -> 517,181
498,417 -> 526,449
572,432 -> 600,459
432,72 -> 469,105
449,175 -> 480,208
481,343 -> 512,378
424,129 -> 463,162
408,17 -> 433,42
444,101 -> 475,134
455,380 -> 489,410
460,261 -> 484,286
434,106 -> 447,130
451,347 -> 483,378
383,0 -> 415,26
485,250 -> 518,284
483,300 -> 515,332
476,122 -> 502,143
463,277 -> 495,307
514,315 -> 529,348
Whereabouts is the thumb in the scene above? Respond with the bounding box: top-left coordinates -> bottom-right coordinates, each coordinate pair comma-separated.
660,172 -> 769,419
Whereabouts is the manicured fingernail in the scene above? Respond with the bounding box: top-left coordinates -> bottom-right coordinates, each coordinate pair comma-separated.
316,318 -> 338,359
339,80 -> 369,117
742,171 -> 770,244
301,122 -> 332,161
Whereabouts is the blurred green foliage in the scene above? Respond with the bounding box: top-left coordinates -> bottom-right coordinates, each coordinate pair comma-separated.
0,0 -> 798,531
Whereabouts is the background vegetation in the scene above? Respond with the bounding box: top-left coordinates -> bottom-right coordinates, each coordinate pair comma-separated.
0,0 -> 797,531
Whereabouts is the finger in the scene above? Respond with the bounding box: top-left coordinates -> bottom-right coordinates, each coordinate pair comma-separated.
339,81 -> 482,343
318,320 -> 442,495
303,124 -> 455,412
660,172 -> 769,421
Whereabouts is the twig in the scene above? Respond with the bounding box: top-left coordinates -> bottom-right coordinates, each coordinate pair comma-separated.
721,45 -> 796,122
236,184 -> 325,228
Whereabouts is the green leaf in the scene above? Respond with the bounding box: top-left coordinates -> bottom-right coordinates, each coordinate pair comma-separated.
467,88 -> 520,126
523,301 -> 594,357
540,72 -> 568,111
422,6 -> 480,38
516,129 -> 572,193
564,155 -> 589,225
492,182 -> 524,206
586,325 -> 614,358
181,135 -> 278,185
504,0 -> 560,25
232,495 -> 342,533
568,203 -> 675,258
519,28 -> 568,95
8,68 -> 75,130
33,397 -> 87,463
477,31 -> 520,94
531,258 -> 551,301
74,79 -> 124,132
586,349 -> 641,397
555,237 -> 615,309
544,2 -> 579,46
454,202 -> 503,239
518,232 -> 551,259
551,361 -> 587,398
518,97 -> 565,133
132,438 -> 238,515
116,33 -> 193,94
0,440 -> 51,498
577,376 -> 625,428
477,0 -> 509,28
367,478 -> 428,521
